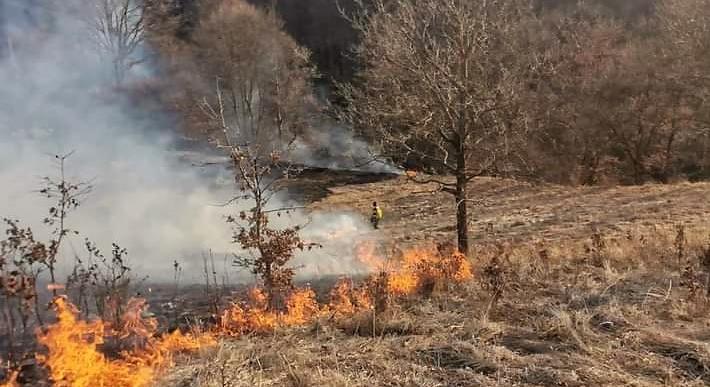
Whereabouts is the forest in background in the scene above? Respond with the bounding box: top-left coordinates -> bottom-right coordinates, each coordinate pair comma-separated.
1,0 -> 708,188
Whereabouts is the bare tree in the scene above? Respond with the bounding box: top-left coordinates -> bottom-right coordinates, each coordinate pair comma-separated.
656,0 -> 710,178
38,153 -> 93,295
338,0 -> 542,255
523,4 -> 701,185
87,0 -> 145,85
202,81 -> 319,311
0,153 -> 91,364
143,2 -> 322,306
520,11 -> 622,185
194,0 -> 318,150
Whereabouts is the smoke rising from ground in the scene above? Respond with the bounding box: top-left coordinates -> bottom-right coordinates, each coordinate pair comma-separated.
0,0 -> 377,283
292,122 -> 403,174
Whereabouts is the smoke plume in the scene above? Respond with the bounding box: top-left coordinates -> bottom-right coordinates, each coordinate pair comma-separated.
0,0 -> 377,283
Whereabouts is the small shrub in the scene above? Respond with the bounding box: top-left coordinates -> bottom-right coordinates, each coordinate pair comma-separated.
586,229 -> 607,267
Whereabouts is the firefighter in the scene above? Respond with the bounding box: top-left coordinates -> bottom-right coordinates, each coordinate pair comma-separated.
370,201 -> 383,229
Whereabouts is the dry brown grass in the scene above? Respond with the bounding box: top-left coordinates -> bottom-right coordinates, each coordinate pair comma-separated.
154,177 -> 710,386
303,174 -> 710,247
159,221 -> 710,386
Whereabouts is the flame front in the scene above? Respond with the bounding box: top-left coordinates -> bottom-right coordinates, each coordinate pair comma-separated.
24,243 -> 471,386
281,288 -> 319,325
37,298 -> 155,387
325,245 -> 472,319
219,287 -> 319,335
37,297 -> 214,387
356,245 -> 473,296
326,278 -> 374,318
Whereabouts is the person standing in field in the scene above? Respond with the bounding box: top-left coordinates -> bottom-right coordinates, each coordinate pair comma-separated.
371,201 -> 383,229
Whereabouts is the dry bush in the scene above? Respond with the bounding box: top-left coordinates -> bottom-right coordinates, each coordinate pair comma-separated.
585,228 -> 608,267
477,243 -> 519,316
197,11 -> 321,310
681,238 -> 710,313
0,155 -> 148,384
0,220 -> 44,348
0,154 -> 91,367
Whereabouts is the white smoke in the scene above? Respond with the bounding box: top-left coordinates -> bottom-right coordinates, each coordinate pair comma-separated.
292,122 -> 403,175
0,0 -> 376,284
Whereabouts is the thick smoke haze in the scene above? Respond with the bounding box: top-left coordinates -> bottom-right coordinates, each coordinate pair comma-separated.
0,0 -> 377,283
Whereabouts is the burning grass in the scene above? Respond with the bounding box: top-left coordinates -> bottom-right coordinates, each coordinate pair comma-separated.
5,219 -> 710,386
35,297 -> 215,387
219,288 -> 320,336
353,242 -> 472,297
1,245 -> 472,386
160,224 -> 710,387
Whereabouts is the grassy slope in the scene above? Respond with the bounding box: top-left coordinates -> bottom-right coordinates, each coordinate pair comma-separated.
305,174 -> 710,245
161,177 -> 710,387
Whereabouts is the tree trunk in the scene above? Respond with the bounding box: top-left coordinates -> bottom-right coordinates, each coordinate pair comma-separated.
455,173 -> 469,256
453,121 -> 469,255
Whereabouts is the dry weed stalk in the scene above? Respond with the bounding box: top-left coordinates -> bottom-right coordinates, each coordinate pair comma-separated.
202,250 -> 228,317
38,153 -> 92,296
681,237 -> 710,312
586,228 -> 607,267
675,223 -> 687,269
480,244 -> 512,317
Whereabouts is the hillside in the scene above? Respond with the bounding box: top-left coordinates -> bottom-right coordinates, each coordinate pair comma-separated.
298,173 -> 710,245
156,178 -> 710,387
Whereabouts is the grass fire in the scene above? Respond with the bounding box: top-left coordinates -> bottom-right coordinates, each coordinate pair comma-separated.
3,0 -> 710,386
1,245 -> 472,386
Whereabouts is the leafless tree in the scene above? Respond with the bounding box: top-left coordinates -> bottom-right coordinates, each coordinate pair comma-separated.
338,0 -> 543,255
202,79 -> 319,311
526,5 -> 701,185
194,0 -> 318,150
38,153 -> 92,295
87,0 -> 145,85
656,0 -> 710,175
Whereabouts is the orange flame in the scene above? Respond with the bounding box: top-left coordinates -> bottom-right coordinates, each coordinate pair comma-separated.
280,288 -> 319,325
36,298 -> 155,387
327,279 -> 357,318
0,370 -> 18,387
219,287 -> 320,336
326,245 -> 472,318
356,244 -> 473,296
28,243 -> 470,386
36,297 -> 215,387
326,278 -> 374,319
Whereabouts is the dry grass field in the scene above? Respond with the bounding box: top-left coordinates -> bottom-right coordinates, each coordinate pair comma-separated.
303,173 -> 710,245
155,176 -> 710,387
